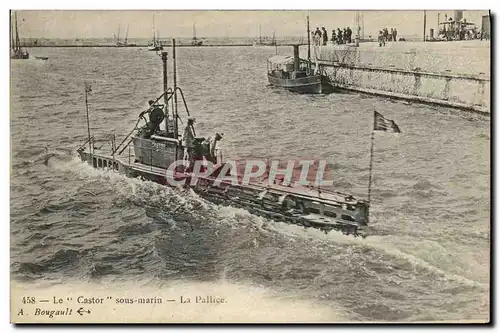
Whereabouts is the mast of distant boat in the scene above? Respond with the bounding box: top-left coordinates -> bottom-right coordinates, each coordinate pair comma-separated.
125,25 -> 129,45
11,14 -> 15,52
307,15 -> 311,72
14,12 -> 20,52
152,14 -> 156,46
117,25 -> 121,44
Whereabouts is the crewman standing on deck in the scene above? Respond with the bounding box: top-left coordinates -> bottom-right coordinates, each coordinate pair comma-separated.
182,117 -> 196,170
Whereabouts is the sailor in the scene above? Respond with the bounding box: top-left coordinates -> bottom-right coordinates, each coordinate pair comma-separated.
138,100 -> 164,138
182,117 -> 196,169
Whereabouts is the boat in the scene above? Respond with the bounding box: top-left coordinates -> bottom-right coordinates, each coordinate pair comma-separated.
76,39 -> 371,238
253,26 -> 277,46
148,15 -> 163,51
11,12 -> 29,60
116,25 -> 137,47
191,23 -> 203,46
35,56 -> 48,60
266,16 -> 333,94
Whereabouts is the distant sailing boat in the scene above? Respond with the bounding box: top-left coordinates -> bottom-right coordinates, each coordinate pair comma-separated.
253,26 -> 276,46
116,25 -> 135,47
148,15 -> 163,51
11,12 -> 29,59
115,25 -> 123,46
191,23 -> 203,46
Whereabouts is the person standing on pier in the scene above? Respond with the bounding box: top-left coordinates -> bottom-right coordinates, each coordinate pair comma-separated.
393,28 -> 397,42
331,30 -> 337,44
346,27 -> 352,43
378,30 -> 385,47
314,27 -> 322,46
321,27 -> 328,45
383,28 -> 389,42
337,28 -> 343,44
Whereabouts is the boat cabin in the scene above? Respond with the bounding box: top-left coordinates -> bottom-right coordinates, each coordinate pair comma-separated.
267,45 -> 312,80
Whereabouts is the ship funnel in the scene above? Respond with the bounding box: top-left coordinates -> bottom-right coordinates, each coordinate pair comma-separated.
293,45 -> 300,72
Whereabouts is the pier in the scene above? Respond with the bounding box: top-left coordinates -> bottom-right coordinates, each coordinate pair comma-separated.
308,41 -> 490,114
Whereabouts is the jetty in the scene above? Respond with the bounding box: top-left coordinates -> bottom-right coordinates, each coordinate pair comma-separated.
306,40 -> 490,114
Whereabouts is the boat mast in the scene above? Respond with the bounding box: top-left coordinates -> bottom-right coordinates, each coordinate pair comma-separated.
355,11 -> 361,40
125,25 -> 129,44
361,12 -> 365,39
259,25 -> 262,43
152,14 -> 156,45
193,23 -> 197,41
15,12 -> 20,52
307,15 -> 311,68
161,50 -> 169,133
173,39 -> 178,139
117,25 -> 121,43
10,13 -> 14,51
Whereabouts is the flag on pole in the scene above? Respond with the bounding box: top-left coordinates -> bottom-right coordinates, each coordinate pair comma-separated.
84,82 -> 92,93
373,111 -> 401,133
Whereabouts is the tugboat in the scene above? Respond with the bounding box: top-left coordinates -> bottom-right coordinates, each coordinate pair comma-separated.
11,12 -> 29,60
267,16 -> 332,94
76,39 -> 371,238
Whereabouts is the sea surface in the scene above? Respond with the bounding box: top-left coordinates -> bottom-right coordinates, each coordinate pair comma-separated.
10,46 -> 490,322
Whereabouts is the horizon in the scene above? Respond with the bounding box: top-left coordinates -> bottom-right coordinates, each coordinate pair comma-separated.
12,10 -> 489,40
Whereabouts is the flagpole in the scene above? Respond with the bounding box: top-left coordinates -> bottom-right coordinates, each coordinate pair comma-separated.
367,124 -> 375,204
85,86 -> 92,156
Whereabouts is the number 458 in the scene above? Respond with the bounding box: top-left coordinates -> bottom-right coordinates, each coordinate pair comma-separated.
22,297 -> 35,304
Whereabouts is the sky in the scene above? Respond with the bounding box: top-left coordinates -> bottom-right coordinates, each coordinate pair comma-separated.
13,10 -> 489,40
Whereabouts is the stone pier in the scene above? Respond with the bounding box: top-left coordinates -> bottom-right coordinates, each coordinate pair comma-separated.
304,41 -> 491,114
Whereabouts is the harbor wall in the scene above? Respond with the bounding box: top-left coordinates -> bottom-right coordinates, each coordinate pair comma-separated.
308,42 -> 490,114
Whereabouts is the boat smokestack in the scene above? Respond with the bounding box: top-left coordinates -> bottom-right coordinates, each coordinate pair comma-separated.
293,44 -> 300,72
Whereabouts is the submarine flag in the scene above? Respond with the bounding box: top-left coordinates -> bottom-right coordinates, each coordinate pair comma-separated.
373,111 -> 401,133
367,110 -> 401,206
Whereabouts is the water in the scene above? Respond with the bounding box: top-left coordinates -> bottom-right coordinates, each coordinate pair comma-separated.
10,46 -> 490,322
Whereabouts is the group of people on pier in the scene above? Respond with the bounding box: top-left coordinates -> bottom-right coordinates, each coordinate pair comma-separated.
330,27 -> 353,45
312,26 -> 354,46
378,28 -> 398,47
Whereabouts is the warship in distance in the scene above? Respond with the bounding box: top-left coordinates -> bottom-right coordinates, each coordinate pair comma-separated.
77,39 -> 371,237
